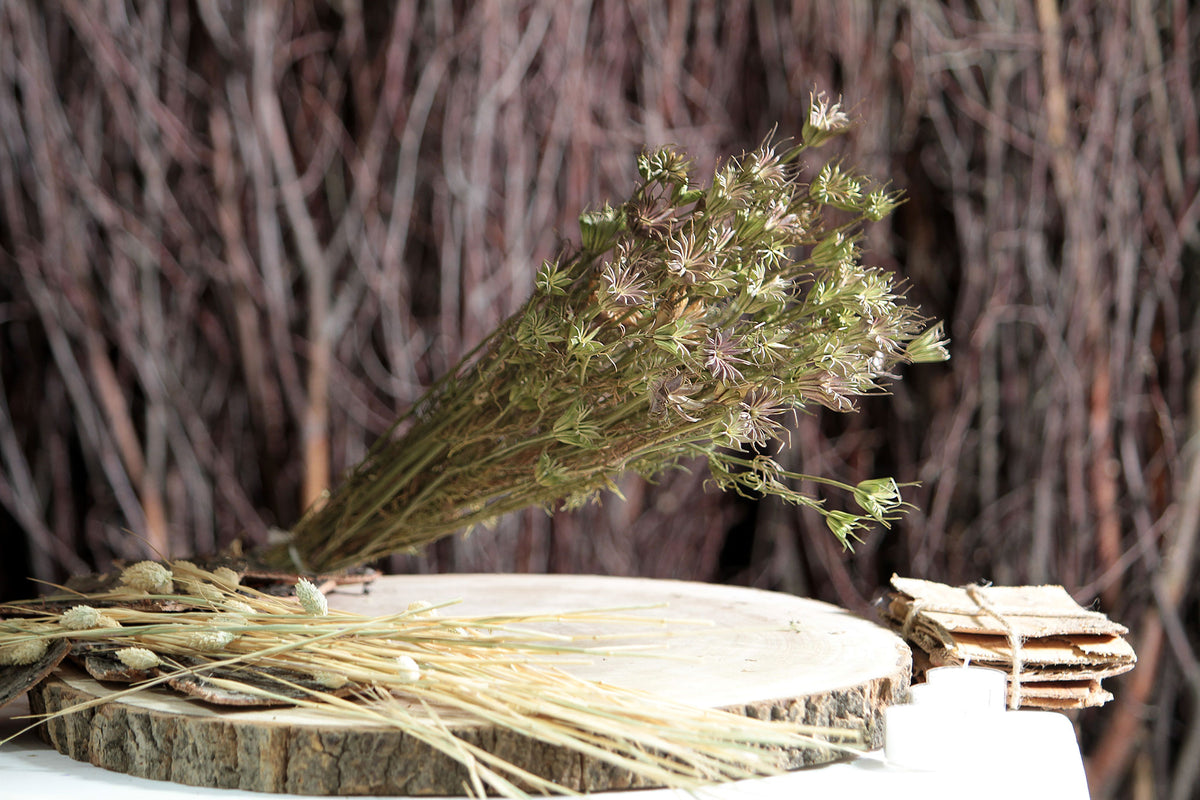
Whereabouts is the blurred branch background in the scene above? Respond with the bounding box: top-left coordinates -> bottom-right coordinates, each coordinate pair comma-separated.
0,2 -> 1196,797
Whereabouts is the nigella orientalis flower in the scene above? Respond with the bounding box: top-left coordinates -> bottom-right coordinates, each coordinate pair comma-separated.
275,109 -> 949,574
625,193 -> 676,239
738,388 -> 791,447
803,90 -> 852,147
650,375 -> 705,422
601,258 -> 650,306
740,143 -> 789,187
703,330 -> 749,384
665,228 -> 716,284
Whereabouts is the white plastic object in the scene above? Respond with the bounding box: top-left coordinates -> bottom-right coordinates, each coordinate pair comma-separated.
884,665 -> 1090,798
924,664 -> 1008,709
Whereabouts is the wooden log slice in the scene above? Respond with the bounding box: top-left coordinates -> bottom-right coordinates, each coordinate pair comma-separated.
28,574 -> 909,795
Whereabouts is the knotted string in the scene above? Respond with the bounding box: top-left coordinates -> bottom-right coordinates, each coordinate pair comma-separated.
966,583 -> 1024,709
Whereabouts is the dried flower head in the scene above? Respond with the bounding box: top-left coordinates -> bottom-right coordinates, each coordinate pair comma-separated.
213,567 -> 242,586
406,601 -> 438,617
825,510 -> 867,547
665,229 -> 715,283
59,605 -> 106,630
601,259 -> 650,307
650,375 -> 704,422
185,630 -> 236,652
853,477 -> 904,524
625,193 -> 676,240
579,203 -> 625,253
804,91 -> 851,147
810,163 -> 863,209
295,578 -> 329,616
703,330 -> 749,384
120,561 -> 174,594
178,580 -> 225,602
395,654 -> 421,682
314,671 -> 348,689
738,389 -> 790,447
0,637 -> 49,666
741,144 -> 789,187
115,647 -> 160,670
905,321 -> 951,364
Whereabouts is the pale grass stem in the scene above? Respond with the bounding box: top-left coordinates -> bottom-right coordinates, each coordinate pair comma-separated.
1,563 -> 862,797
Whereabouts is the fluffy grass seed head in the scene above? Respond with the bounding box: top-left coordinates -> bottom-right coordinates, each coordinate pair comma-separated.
58,604 -> 119,630
314,671 -> 349,689
295,578 -> 329,616
0,637 -> 49,666
394,654 -> 421,682
222,599 -> 255,614
185,630 -> 237,652
178,580 -> 225,602
115,647 -> 161,670
120,561 -> 174,594
213,567 -> 241,586
406,600 -> 438,617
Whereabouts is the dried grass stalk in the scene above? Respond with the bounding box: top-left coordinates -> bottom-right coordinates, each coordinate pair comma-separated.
2,561 -> 861,796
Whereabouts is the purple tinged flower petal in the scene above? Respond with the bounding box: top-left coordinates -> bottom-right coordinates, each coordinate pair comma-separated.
703,330 -> 749,383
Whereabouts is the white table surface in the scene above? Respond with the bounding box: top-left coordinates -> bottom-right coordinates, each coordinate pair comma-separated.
0,576 -> 1085,799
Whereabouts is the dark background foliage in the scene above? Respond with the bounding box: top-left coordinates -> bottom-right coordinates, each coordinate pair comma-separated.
1,2 -> 1197,797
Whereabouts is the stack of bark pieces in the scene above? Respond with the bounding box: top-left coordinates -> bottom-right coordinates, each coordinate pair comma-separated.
881,575 -> 1136,710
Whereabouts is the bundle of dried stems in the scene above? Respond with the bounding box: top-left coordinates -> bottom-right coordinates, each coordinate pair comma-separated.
1,561 -> 858,796
272,103 -> 947,573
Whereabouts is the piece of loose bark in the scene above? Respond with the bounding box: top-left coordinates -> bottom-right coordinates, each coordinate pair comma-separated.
0,638 -> 71,709
167,660 -> 355,707
72,646 -> 158,684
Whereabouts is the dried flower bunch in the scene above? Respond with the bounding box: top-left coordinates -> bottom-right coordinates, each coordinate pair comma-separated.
2,561 -> 858,796
275,96 -> 948,573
